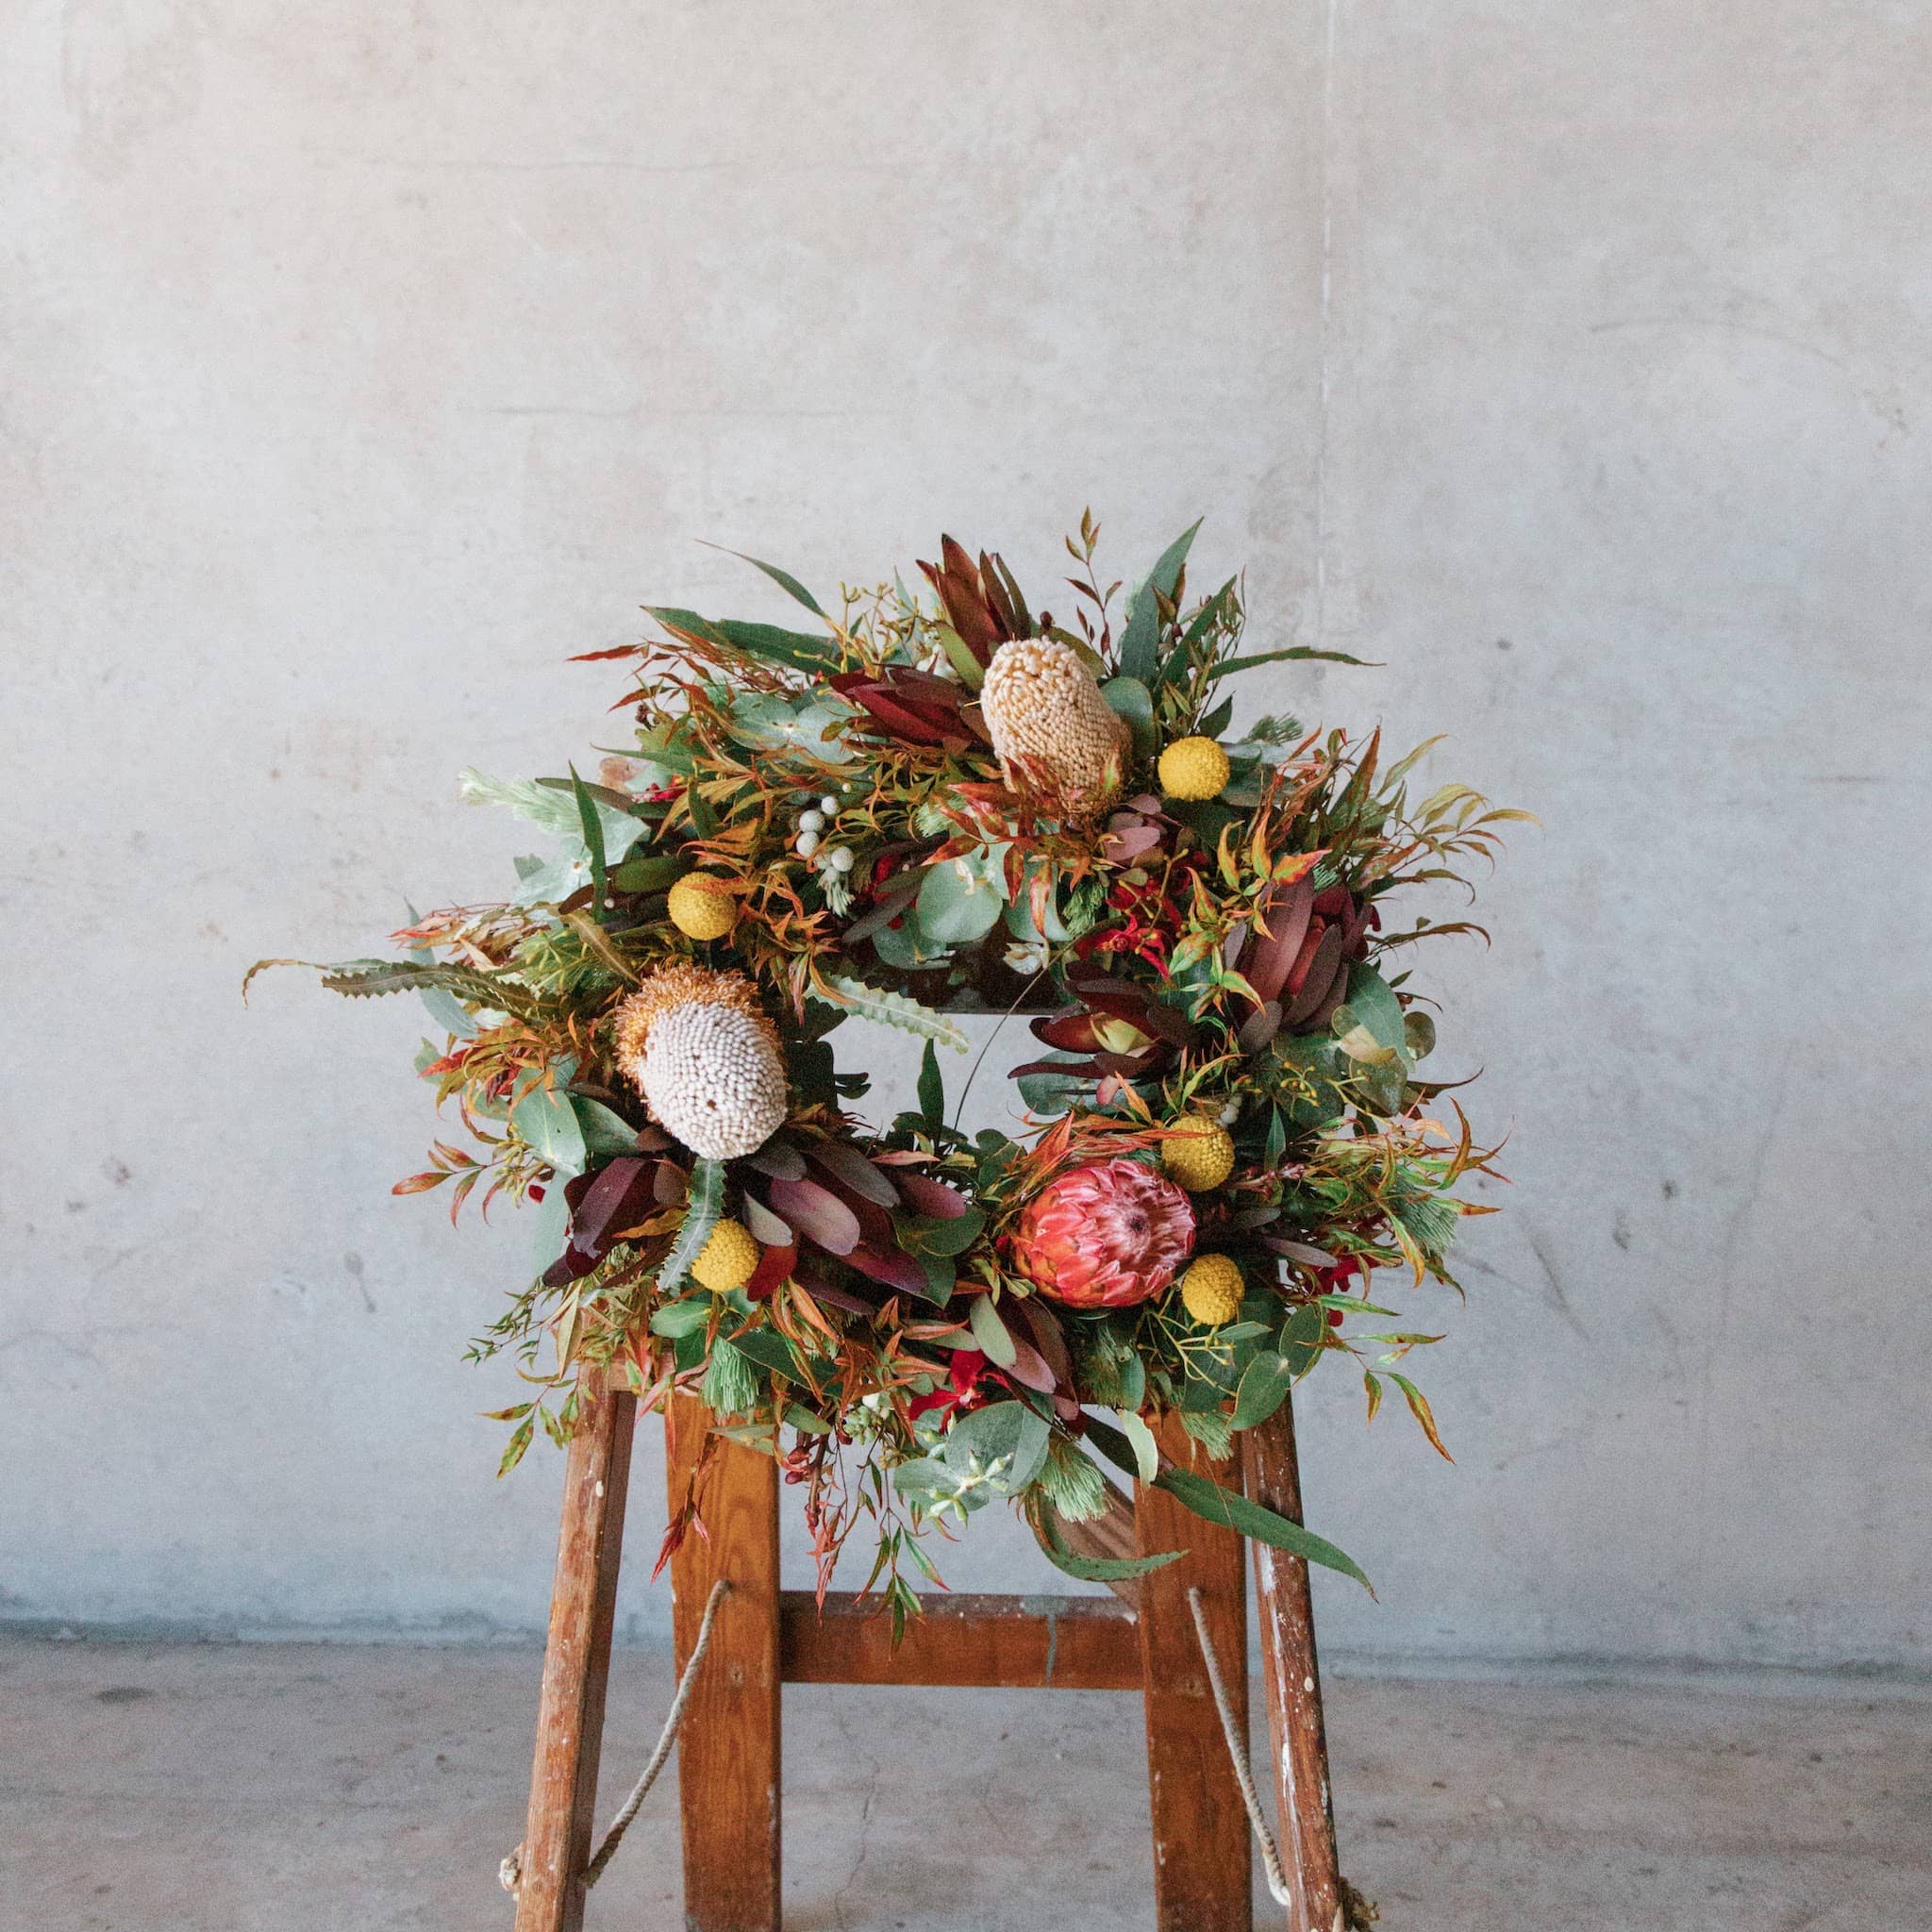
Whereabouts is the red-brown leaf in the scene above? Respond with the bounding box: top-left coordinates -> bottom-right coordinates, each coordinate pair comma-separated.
1241,875 -> 1315,1006
744,1241 -> 797,1304
895,1172 -> 970,1220
768,1175 -> 861,1256
1014,1299 -> 1072,1385
1283,924 -> 1346,1025
842,1242 -> 934,1295
808,1140 -> 902,1208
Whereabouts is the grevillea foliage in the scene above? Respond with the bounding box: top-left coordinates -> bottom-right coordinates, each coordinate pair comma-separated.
256,515 -> 1524,1632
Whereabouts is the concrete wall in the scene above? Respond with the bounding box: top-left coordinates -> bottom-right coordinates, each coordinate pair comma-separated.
5,2 -> 1926,1674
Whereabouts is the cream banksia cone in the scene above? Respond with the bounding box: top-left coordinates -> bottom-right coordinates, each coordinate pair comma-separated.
979,638 -> 1132,817
613,964 -> 787,1161
1009,1159 -> 1195,1309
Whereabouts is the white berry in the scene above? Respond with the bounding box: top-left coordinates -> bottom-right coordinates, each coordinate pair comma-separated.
798,808 -> 826,833
827,846 -> 856,874
795,829 -> 822,858
819,794 -> 839,814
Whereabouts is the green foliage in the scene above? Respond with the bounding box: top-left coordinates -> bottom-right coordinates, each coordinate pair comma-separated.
1035,1438 -> 1109,1522
1032,1503 -> 1180,1583
1099,675 -> 1158,759
511,1083 -> 587,1176
700,1338 -> 758,1415
819,975 -> 970,1051
658,1158 -> 725,1294
1119,519 -> 1201,681
1156,1465 -> 1372,1591
915,852 -> 1007,943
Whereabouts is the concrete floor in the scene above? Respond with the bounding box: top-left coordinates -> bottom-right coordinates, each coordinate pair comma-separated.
4,1635 -> 1925,1932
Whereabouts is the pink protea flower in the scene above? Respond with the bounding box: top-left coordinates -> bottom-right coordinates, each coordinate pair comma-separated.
1009,1160 -> 1196,1309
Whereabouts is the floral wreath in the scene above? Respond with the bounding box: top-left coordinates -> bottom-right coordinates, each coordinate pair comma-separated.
256,515 -> 1522,1624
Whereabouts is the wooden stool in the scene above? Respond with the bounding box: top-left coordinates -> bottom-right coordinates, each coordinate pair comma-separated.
511,1374 -> 1344,1932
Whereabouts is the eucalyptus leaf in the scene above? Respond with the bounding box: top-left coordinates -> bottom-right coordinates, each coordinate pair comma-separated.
1099,676 -> 1158,759
1278,1301 -> 1327,1377
1014,1054 -> 1092,1117
571,1095 -> 640,1157
1341,961 -> 1407,1059
1119,519 -> 1202,682
894,1207 -> 986,1257
1117,1409 -> 1160,1482
705,543 -> 825,617
527,1181 -> 570,1273
944,1400 -> 1050,1491
891,1455 -> 974,1507
917,1041 -> 945,1132
870,916 -> 952,972
968,1293 -> 1018,1367
916,855 -> 1006,945
418,984 -> 477,1039
728,1326 -> 805,1382
1155,1465 -> 1372,1591
649,1296 -> 713,1338
1231,1352 -> 1297,1430
511,1086 -> 588,1176
1403,1010 -> 1438,1060
1033,1511 -> 1181,1584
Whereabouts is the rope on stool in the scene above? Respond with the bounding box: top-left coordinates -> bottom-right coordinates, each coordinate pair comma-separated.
499,1577 -> 733,1897
1186,1585 -> 1376,1930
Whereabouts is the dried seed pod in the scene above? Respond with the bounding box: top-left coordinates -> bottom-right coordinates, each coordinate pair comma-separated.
613,965 -> 787,1161
979,638 -> 1131,817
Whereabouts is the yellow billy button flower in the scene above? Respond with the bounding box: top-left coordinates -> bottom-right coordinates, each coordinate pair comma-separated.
666,874 -> 738,941
1160,1119 -> 1236,1193
691,1218 -> 760,1294
1179,1253 -> 1244,1327
1158,735 -> 1231,801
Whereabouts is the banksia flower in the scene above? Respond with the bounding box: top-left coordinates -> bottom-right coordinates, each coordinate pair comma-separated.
667,874 -> 738,941
1009,1159 -> 1194,1309
691,1218 -> 760,1292
980,638 -> 1131,817
1179,1254 -> 1244,1327
1158,735 -> 1230,801
1160,1120 -> 1236,1192
614,964 -> 787,1161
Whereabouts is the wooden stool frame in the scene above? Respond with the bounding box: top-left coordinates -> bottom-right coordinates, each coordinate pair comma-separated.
512,1374 -> 1344,1932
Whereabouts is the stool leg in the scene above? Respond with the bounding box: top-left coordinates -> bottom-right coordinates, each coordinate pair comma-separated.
1243,1398 -> 1342,1932
1136,1412 -> 1254,1932
667,1394 -> 782,1932
516,1373 -> 638,1932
